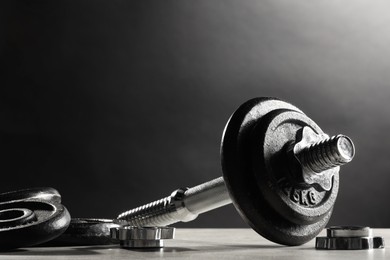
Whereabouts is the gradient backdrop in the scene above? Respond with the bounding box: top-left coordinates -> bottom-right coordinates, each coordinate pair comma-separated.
1,0 -> 390,228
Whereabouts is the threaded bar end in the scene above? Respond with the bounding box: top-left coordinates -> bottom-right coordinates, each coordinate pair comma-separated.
300,135 -> 355,173
117,196 -> 178,227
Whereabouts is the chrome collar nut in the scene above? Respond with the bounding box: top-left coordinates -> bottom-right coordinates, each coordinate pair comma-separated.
110,226 -> 175,248
316,226 -> 385,250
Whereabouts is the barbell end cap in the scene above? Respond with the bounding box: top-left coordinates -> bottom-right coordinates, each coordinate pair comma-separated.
315,226 -> 385,250
110,226 -> 175,249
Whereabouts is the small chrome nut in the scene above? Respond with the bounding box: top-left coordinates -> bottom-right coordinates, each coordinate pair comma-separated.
110,226 -> 175,248
316,226 -> 385,250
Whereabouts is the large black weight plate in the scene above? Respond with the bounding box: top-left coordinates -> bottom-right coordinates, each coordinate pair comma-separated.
0,187 -> 71,250
221,98 -> 335,246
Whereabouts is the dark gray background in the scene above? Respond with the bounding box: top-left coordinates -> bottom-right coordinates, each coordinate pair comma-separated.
1,0 -> 389,228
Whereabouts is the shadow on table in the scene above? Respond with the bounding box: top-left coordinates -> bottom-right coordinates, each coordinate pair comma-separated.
0,244 -> 283,256
129,247 -> 198,253
0,246 -> 114,256
225,244 -> 283,249
163,243 -> 282,253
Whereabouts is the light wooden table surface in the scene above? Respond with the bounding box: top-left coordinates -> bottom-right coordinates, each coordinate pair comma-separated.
0,229 -> 388,259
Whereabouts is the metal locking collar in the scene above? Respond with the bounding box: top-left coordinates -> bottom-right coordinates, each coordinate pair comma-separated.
316,226 -> 385,250
111,226 -> 175,248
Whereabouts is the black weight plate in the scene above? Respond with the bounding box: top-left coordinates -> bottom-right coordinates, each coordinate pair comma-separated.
251,110 -> 338,225
0,187 -> 71,250
0,187 -> 62,204
221,97 -> 332,246
43,218 -> 119,246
